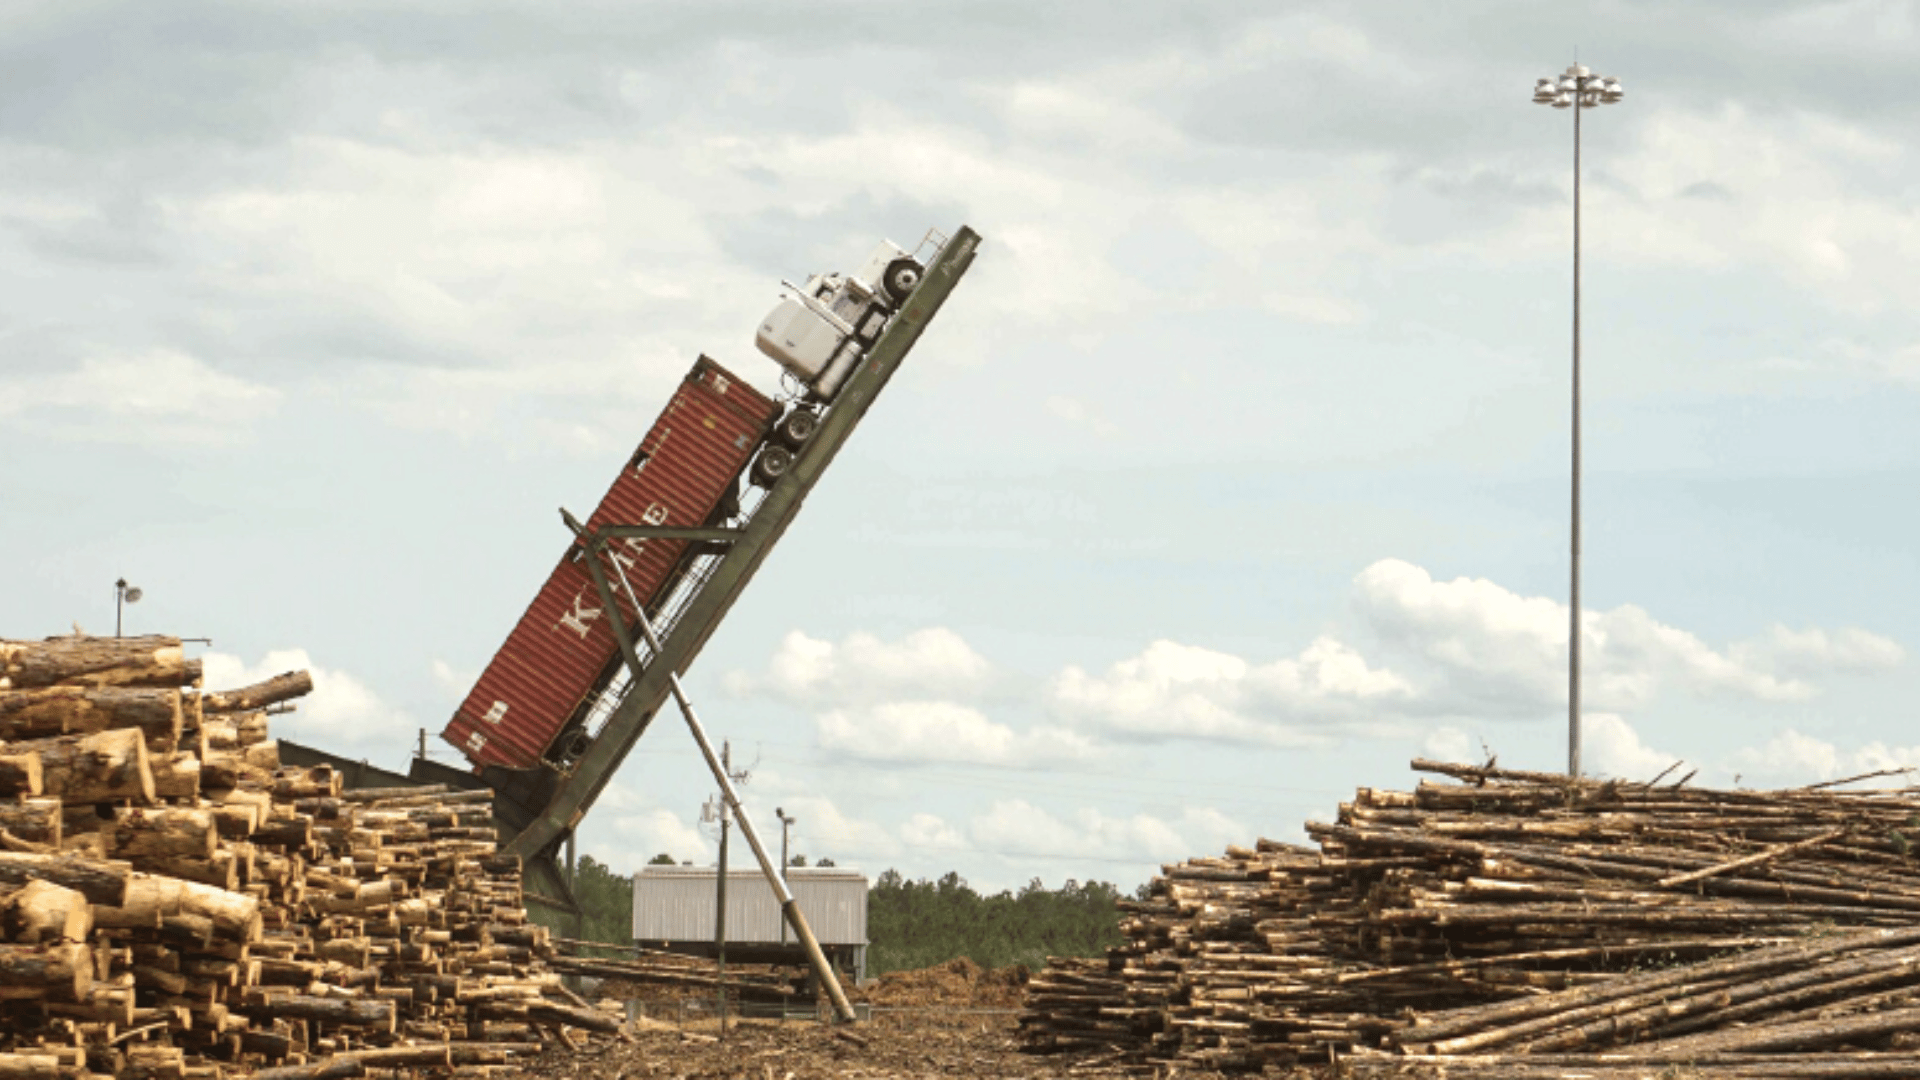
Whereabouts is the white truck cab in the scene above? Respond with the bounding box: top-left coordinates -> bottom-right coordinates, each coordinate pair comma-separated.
755,239 -> 925,402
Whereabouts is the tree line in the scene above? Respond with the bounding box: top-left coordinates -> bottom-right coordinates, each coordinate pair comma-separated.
542,854 -> 1134,975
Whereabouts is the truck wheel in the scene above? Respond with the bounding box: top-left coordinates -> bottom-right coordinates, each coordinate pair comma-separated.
751,445 -> 794,487
557,728 -> 592,763
774,408 -> 819,449
881,258 -> 922,304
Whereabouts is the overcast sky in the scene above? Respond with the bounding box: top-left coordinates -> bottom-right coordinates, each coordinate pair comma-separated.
6,0 -> 1920,895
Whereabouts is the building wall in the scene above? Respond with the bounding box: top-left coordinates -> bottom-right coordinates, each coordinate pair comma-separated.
631,866 -> 868,947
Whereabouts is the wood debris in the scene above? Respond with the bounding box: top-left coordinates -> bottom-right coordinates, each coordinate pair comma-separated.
1020,757 -> 1920,1076
0,633 -> 593,1080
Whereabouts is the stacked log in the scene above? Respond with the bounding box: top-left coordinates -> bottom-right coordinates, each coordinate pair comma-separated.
0,634 -> 586,1080
1020,758 -> 1920,1076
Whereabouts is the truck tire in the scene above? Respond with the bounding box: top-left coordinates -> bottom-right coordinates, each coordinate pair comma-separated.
751,445 -> 794,488
556,727 -> 592,763
774,408 -> 820,449
881,258 -> 922,305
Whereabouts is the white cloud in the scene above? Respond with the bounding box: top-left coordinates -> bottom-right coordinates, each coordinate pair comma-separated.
202,648 -> 412,759
968,799 -> 1246,866
608,808 -> 712,868
1582,713 -> 1686,782
1732,624 -> 1906,676
429,658 -> 477,703
1422,724 -> 1479,764
0,351 -> 280,444
814,700 -> 1098,767
1733,730 -> 1920,788
724,627 -> 994,706
1355,558 -> 1818,713
1048,635 -> 1412,745
899,812 -> 966,853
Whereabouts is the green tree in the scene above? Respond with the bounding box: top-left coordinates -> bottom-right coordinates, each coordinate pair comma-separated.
865,869 -> 1133,975
648,852 -> 677,865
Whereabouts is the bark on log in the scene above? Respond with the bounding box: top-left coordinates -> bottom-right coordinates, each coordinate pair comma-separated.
0,750 -> 42,799
201,670 -> 313,714
0,636 -> 198,690
14,728 -> 153,803
106,807 -> 217,861
0,686 -> 183,746
0,940 -> 91,1002
0,799 -> 61,847
1,879 -> 91,944
0,851 -> 131,905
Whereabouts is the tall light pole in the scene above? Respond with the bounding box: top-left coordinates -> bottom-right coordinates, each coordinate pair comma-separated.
1534,64 -> 1624,778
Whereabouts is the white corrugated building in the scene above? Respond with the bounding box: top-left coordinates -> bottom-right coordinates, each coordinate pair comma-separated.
631,865 -> 869,981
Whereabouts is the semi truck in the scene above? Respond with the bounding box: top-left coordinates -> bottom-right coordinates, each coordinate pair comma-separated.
283,226 -> 981,921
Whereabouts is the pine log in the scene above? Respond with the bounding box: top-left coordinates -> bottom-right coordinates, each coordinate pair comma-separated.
0,851 -> 131,905
0,940 -> 91,1002
0,1056 -> 58,1080
0,750 -> 42,799
236,995 -> 396,1032
93,873 -> 260,941
152,752 -> 201,800
201,671 -> 313,714
13,728 -> 153,803
0,636 -> 199,690
1,879 -> 91,944
0,686 -> 183,747
0,799 -> 61,847
106,808 -> 217,861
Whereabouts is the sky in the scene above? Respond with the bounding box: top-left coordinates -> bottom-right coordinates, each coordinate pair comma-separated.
5,0 -> 1920,897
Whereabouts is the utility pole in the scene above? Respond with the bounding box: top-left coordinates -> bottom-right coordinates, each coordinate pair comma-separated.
776,807 -> 795,946
714,741 -> 730,1032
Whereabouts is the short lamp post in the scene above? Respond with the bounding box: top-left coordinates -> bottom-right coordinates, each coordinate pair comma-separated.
1533,64 -> 1624,779
114,578 -> 143,638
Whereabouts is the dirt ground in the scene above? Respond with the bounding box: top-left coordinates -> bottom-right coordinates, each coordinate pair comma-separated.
505,958 -> 1259,1080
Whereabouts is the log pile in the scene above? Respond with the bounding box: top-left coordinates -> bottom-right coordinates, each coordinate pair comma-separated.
0,634 -> 596,1080
1020,757 -> 1920,1076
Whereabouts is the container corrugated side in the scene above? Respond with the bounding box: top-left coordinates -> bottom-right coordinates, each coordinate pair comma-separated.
444,358 -> 777,770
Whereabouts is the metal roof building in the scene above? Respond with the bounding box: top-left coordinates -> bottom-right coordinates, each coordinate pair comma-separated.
632,866 -> 869,981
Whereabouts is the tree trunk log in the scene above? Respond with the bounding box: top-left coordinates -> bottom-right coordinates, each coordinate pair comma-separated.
0,686 -> 183,747
0,940 -> 91,1002
1,879 -> 91,944
0,851 -> 130,905
0,799 -> 60,847
12,728 -> 153,803
201,670 -> 313,714
106,807 -> 217,861
0,636 -> 199,690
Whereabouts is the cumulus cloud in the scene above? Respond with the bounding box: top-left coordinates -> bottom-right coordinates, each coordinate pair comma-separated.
968,799 -> 1246,866
815,701 -> 1098,768
607,808 -> 711,868
1048,636 -> 1413,746
724,627 -> 993,706
429,658 -> 477,703
1355,558 -> 1818,713
202,648 -> 412,760
1732,730 -> 1920,788
1582,713 -> 1687,782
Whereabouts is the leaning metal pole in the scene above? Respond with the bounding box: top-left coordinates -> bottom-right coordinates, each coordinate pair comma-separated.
584,540 -> 859,1024
1569,88 -> 1584,779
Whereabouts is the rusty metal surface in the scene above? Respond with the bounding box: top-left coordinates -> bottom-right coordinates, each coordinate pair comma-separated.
442,357 -> 777,770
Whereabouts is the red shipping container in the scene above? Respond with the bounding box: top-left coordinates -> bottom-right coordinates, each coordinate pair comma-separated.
444,357 -> 778,770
